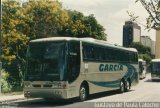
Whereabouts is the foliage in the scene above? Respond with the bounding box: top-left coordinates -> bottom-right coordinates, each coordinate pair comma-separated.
139,54 -> 152,64
131,0 -> 160,30
2,1 -> 29,88
130,42 -> 152,63
130,42 -> 151,54
1,69 -> 12,93
23,0 -> 69,39
58,10 -> 107,40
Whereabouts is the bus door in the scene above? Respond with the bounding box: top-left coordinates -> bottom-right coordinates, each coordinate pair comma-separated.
68,41 -> 80,83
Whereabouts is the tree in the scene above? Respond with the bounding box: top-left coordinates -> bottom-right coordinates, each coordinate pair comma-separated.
2,1 -> 29,89
130,42 -> 152,63
130,42 -> 151,54
58,10 -> 107,40
135,0 -> 160,30
23,0 -> 69,40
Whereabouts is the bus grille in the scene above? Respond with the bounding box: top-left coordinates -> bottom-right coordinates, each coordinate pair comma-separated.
43,84 -> 52,88
33,84 -> 41,88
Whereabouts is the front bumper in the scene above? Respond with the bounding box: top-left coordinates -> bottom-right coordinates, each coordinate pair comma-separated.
24,88 -> 68,99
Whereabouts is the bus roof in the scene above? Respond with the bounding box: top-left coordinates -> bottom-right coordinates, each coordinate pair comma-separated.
151,59 -> 160,62
30,37 -> 80,42
138,59 -> 143,62
30,37 -> 137,53
138,59 -> 146,63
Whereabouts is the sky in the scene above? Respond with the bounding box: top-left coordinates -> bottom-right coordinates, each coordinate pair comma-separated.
58,0 -> 156,45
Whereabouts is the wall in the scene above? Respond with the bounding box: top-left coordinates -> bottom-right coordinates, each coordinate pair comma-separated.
155,31 -> 160,58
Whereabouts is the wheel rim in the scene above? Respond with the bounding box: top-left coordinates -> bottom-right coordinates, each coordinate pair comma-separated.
80,87 -> 86,101
126,81 -> 130,90
120,81 -> 124,92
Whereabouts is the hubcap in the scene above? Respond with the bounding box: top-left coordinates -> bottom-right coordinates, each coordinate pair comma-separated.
80,87 -> 86,100
126,81 -> 130,90
121,82 -> 124,92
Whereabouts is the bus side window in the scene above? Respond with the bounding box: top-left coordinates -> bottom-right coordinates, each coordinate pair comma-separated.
105,48 -> 112,61
94,46 -> 103,61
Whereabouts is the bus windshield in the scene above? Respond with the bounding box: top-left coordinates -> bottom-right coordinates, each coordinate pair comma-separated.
152,62 -> 160,72
25,41 -> 67,81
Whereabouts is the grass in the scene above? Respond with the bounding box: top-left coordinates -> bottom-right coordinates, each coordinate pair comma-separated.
1,86 -> 23,96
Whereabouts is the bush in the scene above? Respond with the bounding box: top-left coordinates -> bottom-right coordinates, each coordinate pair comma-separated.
1,69 -> 12,93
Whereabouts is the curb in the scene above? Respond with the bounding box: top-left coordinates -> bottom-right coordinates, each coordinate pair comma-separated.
0,95 -> 25,103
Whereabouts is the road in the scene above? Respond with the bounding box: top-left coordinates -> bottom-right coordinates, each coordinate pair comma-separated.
6,73 -> 160,108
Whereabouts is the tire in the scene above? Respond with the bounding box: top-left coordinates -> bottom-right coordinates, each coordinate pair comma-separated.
79,85 -> 87,101
144,73 -> 146,79
119,80 -> 125,93
125,80 -> 130,92
152,79 -> 155,82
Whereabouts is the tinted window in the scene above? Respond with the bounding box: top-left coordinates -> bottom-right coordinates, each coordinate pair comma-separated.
26,42 -> 67,81
68,41 -> 80,83
83,45 -> 94,60
152,62 -> 160,72
129,52 -> 138,63
83,42 -> 137,63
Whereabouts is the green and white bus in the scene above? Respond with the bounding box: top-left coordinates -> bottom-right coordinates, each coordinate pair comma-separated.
24,37 -> 139,101
138,59 -> 147,79
151,59 -> 160,81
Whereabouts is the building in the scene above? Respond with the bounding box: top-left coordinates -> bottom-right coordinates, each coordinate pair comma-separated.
141,36 -> 151,48
140,36 -> 152,47
123,21 -> 141,47
140,36 -> 155,55
151,40 -> 156,55
155,30 -> 160,58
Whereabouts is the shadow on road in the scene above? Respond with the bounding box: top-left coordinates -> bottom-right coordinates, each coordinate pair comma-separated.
16,90 -> 134,108
87,89 -> 133,101
145,79 -> 152,82
16,99 -> 74,108
145,79 -> 160,82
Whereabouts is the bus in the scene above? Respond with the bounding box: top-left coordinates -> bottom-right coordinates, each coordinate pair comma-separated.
24,37 -> 139,101
151,59 -> 160,81
138,59 -> 147,79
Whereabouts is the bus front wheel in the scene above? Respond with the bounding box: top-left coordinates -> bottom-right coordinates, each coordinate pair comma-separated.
79,85 -> 88,101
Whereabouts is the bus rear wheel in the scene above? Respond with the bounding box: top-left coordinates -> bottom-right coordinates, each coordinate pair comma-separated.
125,80 -> 130,92
79,85 -> 88,101
119,80 -> 125,93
